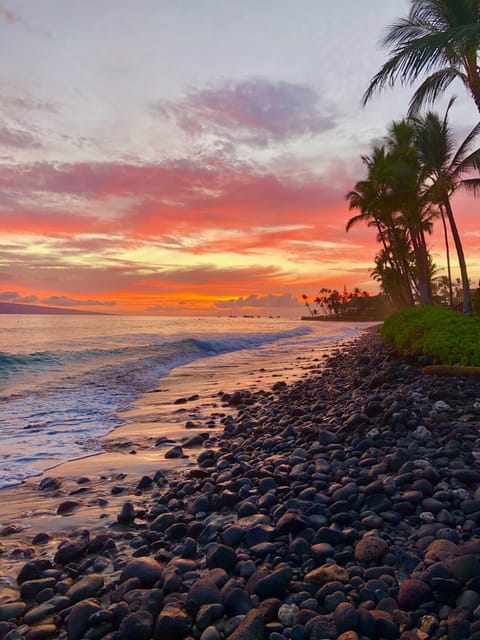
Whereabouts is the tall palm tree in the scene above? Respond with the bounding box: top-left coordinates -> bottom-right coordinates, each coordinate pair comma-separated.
412,99 -> 480,314
383,119 -> 435,305
363,0 -> 480,114
346,147 -> 416,307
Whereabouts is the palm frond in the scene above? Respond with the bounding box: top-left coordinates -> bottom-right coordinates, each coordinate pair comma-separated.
407,68 -> 461,114
460,177 -> 480,196
451,120 -> 480,169
363,0 -> 480,107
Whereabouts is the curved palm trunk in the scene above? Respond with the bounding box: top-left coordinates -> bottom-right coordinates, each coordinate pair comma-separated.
410,227 -> 433,306
439,205 -> 453,307
443,197 -> 472,316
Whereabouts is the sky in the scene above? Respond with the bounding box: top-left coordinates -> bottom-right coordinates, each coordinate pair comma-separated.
1,1 -> 479,316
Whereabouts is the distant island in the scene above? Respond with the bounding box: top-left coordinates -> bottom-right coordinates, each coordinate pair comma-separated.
0,301 -> 107,315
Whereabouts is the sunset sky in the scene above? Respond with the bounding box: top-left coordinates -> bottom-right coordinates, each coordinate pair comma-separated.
1,0 -> 479,315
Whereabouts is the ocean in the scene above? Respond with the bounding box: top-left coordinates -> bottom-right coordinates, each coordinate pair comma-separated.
0,315 -> 370,489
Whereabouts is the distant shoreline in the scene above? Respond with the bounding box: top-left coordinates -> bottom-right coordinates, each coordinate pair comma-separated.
301,315 -> 384,322
0,301 -> 108,315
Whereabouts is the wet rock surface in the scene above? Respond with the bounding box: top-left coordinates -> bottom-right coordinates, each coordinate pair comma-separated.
3,327 -> 480,639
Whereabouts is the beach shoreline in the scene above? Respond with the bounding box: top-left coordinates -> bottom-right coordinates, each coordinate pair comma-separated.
0,329 -> 349,585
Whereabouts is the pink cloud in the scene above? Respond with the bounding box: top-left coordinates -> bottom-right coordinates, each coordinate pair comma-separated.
0,207 -> 104,236
154,78 -> 337,147
0,158 -> 351,241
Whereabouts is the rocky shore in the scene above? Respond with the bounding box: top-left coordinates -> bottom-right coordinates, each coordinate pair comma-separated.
2,327 -> 480,640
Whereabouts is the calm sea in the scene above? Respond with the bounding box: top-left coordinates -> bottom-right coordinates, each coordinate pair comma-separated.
0,315 -> 368,488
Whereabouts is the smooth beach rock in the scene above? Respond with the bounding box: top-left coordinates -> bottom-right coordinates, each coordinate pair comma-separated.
24,624 -> 58,640
227,608 -> 265,640
223,588 -> 253,616
56,500 -> 81,515
23,597 -> 69,625
165,445 -> 185,458
66,599 -> 102,640
65,574 -> 104,604
397,579 -> 432,610
115,611 -> 154,640
186,579 -> 222,615
20,578 -> 57,601
305,564 -> 349,586
196,603 -> 224,631
304,614 -> 337,640
248,566 -> 293,598
117,501 -> 136,523
277,603 -> 299,626
120,557 -> 164,587
199,626 -> 222,640
54,529 -> 90,565
205,544 -> 238,572
0,602 -> 27,622
16,559 -> 52,584
38,477 -> 61,491
447,555 -> 480,584
153,605 -> 192,640
354,535 -> 388,563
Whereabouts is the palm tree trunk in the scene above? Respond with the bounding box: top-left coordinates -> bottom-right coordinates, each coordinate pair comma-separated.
443,197 -> 472,316
410,230 -> 433,306
439,204 -> 453,307
384,226 -> 415,307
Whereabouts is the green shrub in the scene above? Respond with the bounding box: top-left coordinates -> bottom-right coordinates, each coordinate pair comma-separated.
381,306 -> 480,366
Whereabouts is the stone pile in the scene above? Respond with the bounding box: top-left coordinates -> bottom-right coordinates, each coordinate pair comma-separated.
2,328 -> 480,639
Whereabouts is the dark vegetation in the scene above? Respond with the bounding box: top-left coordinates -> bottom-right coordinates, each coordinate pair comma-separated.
301,289 -> 392,321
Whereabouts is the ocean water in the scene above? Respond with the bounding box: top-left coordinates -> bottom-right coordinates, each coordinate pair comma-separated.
0,315 -> 368,488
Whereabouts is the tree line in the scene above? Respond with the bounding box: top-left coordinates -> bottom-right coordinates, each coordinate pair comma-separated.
346,0 -> 480,316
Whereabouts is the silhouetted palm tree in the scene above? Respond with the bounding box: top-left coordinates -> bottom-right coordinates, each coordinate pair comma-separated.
363,0 -> 480,114
346,147 -> 416,307
412,98 -> 480,314
384,119 -> 435,305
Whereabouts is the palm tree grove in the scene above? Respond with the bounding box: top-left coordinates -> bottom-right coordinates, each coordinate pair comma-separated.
349,0 -> 480,318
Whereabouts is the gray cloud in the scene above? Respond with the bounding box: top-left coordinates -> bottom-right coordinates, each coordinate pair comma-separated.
0,290 -> 116,307
154,78 -> 337,147
42,295 -> 116,307
0,126 -> 42,149
0,290 -> 38,303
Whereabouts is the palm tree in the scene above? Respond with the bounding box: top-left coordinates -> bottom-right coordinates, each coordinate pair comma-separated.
363,0 -> 480,114
347,119 -> 440,307
346,147 -> 416,307
384,119 -> 435,305
302,294 -> 314,316
412,98 -> 480,314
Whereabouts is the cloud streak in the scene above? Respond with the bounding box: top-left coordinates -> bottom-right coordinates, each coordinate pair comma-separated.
0,126 -> 42,149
